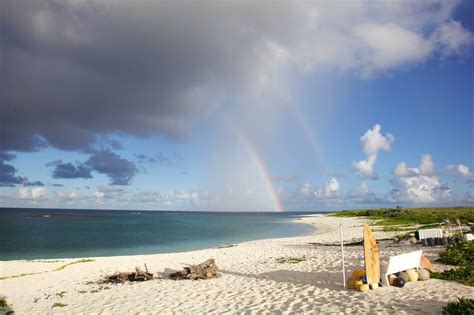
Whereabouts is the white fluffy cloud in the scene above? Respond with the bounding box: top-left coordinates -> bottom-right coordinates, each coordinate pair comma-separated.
419,154 -> 435,175
393,162 -> 416,177
353,124 -> 394,179
446,164 -> 473,177
351,181 -> 369,197
300,182 -> 312,195
174,191 -> 200,202
314,178 -> 340,199
19,186 -> 47,199
56,190 -> 81,200
287,1 -> 473,77
435,20 -> 474,57
389,154 -> 450,203
354,23 -> 432,76
94,186 -> 127,200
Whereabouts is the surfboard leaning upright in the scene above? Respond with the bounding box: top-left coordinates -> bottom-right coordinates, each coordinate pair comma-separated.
363,223 -> 380,287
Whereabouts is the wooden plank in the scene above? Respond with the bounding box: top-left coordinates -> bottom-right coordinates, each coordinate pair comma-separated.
364,223 -> 380,286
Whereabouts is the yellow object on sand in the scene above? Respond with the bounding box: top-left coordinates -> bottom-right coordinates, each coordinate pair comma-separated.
354,280 -> 364,290
406,269 -> 419,282
347,277 -> 356,289
352,268 -> 365,279
388,274 -> 397,286
359,284 -> 370,292
363,223 -> 380,287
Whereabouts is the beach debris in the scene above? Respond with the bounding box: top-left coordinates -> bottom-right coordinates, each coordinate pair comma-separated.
388,274 -> 397,285
393,277 -> 405,288
359,283 -> 370,292
169,259 -> 220,280
100,264 -> 153,284
420,255 -> 433,270
398,271 -> 410,283
352,268 -> 365,279
217,244 -> 237,249
52,303 -> 68,308
347,277 -> 356,289
310,240 -> 363,247
417,269 -> 430,281
406,269 -> 419,282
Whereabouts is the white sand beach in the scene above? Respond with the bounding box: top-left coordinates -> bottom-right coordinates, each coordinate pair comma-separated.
1,215 -> 473,314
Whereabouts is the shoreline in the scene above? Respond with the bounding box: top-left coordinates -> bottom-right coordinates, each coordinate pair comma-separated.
1,214 -> 473,314
0,213 -> 316,263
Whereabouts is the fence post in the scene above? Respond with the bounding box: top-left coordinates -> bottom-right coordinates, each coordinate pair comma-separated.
340,224 -> 345,288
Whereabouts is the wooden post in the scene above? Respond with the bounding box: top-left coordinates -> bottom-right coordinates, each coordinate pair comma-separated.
456,219 -> 463,235
340,224 -> 346,289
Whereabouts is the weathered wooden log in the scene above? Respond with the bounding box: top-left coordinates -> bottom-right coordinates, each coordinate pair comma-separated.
100,265 -> 153,283
169,259 -> 220,280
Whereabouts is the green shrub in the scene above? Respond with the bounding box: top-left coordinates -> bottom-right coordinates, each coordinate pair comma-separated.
431,266 -> 474,286
276,257 -> 306,264
438,241 -> 474,266
443,298 -> 474,315
330,206 -> 474,226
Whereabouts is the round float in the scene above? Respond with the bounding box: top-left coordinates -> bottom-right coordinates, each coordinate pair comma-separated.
393,277 -> 405,288
418,269 -> 430,281
359,284 -> 369,292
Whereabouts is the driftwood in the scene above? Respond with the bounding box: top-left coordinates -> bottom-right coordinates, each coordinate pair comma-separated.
100,264 -> 153,284
308,240 -> 364,247
169,259 -> 220,280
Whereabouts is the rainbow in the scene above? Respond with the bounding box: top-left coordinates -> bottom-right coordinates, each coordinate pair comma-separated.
229,122 -> 283,212
224,97 -> 326,213
283,99 -> 326,173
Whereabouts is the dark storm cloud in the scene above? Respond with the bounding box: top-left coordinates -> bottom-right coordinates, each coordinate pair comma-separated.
135,153 -> 176,166
47,160 -> 93,179
0,160 -> 26,186
85,149 -> 138,185
47,149 -> 138,185
23,180 -> 45,187
0,0 -> 303,153
0,152 -> 26,186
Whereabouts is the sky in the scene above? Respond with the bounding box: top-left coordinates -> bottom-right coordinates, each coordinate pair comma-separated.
0,0 -> 473,212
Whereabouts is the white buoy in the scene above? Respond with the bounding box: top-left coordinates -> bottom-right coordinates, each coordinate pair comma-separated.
370,283 -> 379,290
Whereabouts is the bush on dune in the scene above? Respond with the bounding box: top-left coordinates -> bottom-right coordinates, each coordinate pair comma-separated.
331,206 -> 474,226
432,241 -> 474,287
443,298 -> 474,315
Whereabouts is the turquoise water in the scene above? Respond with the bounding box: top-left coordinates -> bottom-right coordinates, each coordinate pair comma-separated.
0,208 -> 317,260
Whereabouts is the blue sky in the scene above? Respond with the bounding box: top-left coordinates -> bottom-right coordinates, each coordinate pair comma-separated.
1,0 -> 473,211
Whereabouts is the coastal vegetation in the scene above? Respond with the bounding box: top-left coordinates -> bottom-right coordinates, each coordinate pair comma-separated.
54,259 -> 95,271
331,206 -> 474,227
432,241 -> 474,286
276,257 -> 306,264
0,259 -> 95,281
442,298 -> 474,315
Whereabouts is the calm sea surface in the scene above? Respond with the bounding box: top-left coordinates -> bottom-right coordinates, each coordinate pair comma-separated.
0,208 -> 319,260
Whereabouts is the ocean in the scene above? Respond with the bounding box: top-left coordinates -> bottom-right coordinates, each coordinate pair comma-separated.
0,208 -> 318,261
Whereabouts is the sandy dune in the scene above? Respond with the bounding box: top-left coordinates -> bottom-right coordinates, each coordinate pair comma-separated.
1,215 -> 473,314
